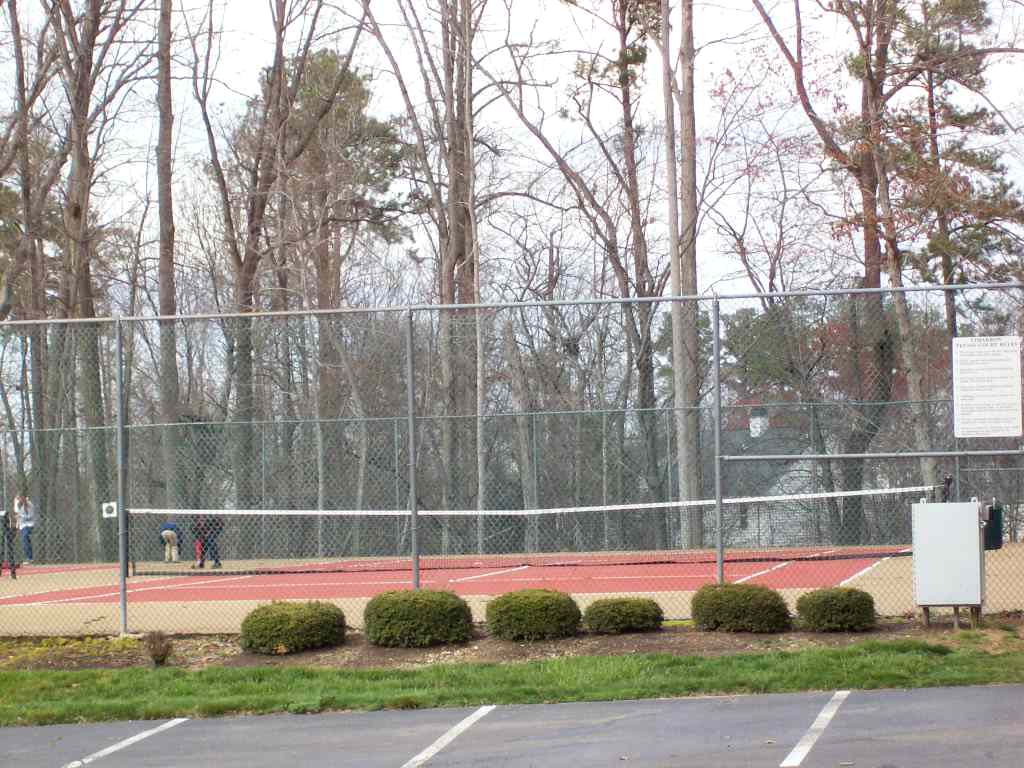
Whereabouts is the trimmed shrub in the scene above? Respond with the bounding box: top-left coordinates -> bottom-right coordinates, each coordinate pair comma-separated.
364,590 -> 473,648
797,587 -> 876,632
583,597 -> 664,635
486,589 -> 581,641
240,601 -> 346,655
142,630 -> 174,667
691,583 -> 791,633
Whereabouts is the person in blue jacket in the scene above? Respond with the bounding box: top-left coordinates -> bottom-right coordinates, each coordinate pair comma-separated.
159,520 -> 182,563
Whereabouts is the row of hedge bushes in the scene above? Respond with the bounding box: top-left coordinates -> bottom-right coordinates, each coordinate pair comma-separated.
691,584 -> 875,633
239,585 -> 875,655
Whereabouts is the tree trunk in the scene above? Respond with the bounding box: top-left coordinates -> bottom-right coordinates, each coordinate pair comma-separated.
663,0 -> 703,547
927,62 -> 957,338
874,150 -> 939,488
503,321 -> 538,550
233,263 -> 259,554
157,0 -> 182,511
838,249 -> 894,543
329,328 -> 369,554
314,215 -> 345,556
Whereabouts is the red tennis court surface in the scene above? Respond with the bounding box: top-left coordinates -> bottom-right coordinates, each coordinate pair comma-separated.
0,547 -> 903,607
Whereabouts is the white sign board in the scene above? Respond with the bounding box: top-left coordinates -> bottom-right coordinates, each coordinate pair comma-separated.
912,502 -> 984,606
953,336 -> 1022,439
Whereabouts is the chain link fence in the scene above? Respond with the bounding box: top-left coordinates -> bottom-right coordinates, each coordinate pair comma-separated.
0,284 -> 1021,634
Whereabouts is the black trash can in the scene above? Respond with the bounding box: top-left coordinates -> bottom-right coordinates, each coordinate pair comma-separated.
984,504 -> 1004,551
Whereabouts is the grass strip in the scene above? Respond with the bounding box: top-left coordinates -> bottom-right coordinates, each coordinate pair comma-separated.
1,639 -> 1022,726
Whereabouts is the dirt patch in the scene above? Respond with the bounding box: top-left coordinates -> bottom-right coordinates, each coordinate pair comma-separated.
2,613 -> 1020,672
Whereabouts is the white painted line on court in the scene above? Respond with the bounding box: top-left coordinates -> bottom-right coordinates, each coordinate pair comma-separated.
780,690 -> 849,767
454,574 -> 720,586
839,547 -> 912,587
734,561 -> 790,584
808,549 -> 837,558
450,565 -> 529,583
0,586 -> 81,603
177,578 -> 434,589
62,717 -> 188,767
401,705 -> 496,768
594,574 -> 715,580
33,574 -> 255,605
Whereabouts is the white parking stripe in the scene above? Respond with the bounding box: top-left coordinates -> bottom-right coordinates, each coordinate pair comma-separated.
401,705 -> 496,767
61,717 -> 188,767
780,690 -> 850,767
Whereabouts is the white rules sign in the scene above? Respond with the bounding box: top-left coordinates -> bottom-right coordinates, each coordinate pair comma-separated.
953,335 -> 1023,438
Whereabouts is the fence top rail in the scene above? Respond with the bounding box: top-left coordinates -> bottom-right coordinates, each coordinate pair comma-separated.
0,282 -> 1020,328
716,281 -> 1023,302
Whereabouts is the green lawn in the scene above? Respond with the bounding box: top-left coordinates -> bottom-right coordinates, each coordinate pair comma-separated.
2,640 -> 1023,726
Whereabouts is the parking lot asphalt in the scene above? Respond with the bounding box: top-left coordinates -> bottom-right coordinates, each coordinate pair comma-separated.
2,684 -> 1021,767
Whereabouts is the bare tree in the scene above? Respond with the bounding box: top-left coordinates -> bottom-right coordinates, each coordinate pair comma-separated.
363,0 -> 486,557
753,0 -> 900,540
753,1 -> 1024,518
47,0 -> 153,557
188,0 -> 363,522
1,2 -> 66,531
0,1 -> 61,319
658,0 -> 702,545
156,0 -> 182,510
481,1 -> 674,546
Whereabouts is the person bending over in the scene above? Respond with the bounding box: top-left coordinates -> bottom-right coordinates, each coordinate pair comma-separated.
159,520 -> 183,562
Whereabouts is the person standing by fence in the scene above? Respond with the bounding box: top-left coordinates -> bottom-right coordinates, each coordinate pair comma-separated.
190,514 -> 223,570
12,494 -> 37,565
190,514 -> 204,569
1,506 -> 14,577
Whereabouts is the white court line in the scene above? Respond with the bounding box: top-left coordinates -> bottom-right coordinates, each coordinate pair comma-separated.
401,705 -> 496,768
30,574 -> 255,606
454,574 -> 719,586
0,585 -> 81,603
62,717 -> 188,768
780,690 -> 849,767
124,578 -> 433,590
734,561 -> 791,584
450,565 -> 529,583
839,547 -> 912,587
809,549 -> 837,558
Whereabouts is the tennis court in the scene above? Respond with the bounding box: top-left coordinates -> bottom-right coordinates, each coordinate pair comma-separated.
4,540 -> 1024,636
4,482 -> 1023,635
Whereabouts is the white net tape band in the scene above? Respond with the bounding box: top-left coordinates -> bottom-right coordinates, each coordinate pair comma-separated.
127,484 -> 937,519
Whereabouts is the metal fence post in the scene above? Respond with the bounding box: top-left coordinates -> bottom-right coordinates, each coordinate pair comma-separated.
115,318 -> 128,634
532,412 -> 539,505
602,410 -> 608,549
666,408 -> 673,503
393,419 -> 401,508
712,297 -> 724,584
405,309 -> 420,589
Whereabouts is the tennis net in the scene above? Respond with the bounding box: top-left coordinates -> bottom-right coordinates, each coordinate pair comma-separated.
127,484 -> 936,577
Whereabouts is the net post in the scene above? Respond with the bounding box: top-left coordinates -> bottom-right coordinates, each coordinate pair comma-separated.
405,309 -> 420,590
115,317 -> 129,635
712,296 -> 724,584
954,443 -> 962,501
